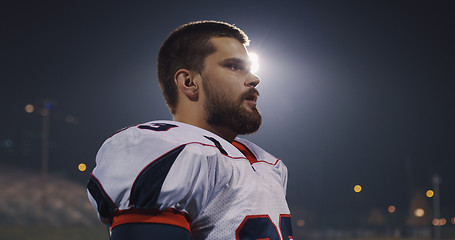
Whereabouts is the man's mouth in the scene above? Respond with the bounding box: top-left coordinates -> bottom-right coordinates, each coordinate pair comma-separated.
243,89 -> 259,106
245,94 -> 257,102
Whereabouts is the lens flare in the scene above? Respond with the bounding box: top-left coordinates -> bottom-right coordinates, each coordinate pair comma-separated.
249,52 -> 259,74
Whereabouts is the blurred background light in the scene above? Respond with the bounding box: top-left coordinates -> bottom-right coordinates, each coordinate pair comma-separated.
65,115 -> 80,125
354,184 -> 362,193
40,108 -> 49,117
24,104 -> 34,113
387,205 -> 396,213
3,139 -> 13,148
433,218 -> 447,226
433,218 -> 439,226
78,163 -> 87,172
414,208 -> 425,217
426,189 -> 434,198
43,101 -> 53,110
297,219 -> 305,227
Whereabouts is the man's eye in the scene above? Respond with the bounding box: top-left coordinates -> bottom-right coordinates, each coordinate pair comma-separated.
226,63 -> 242,71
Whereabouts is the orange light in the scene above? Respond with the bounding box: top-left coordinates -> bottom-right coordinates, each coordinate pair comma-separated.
388,205 -> 396,213
297,219 -> 305,227
433,218 -> 446,226
354,185 -> 362,193
78,163 -> 87,172
426,190 -> 434,198
433,218 -> 440,226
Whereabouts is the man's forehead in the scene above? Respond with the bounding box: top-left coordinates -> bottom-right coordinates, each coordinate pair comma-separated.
209,37 -> 249,57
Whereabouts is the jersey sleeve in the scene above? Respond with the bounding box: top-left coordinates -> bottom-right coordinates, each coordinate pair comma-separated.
87,126 -> 216,227
147,143 -> 214,218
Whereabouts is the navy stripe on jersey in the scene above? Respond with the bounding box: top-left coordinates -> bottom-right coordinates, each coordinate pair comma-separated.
87,175 -> 118,221
130,145 -> 186,209
111,222 -> 190,240
204,136 -> 228,155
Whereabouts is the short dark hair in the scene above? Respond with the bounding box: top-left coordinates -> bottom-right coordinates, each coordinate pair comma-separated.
157,20 -> 250,114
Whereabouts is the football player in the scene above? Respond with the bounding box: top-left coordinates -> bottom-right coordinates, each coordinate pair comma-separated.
87,20 -> 293,240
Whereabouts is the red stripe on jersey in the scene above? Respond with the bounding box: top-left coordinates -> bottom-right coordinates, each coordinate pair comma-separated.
111,208 -> 191,231
232,140 -> 258,164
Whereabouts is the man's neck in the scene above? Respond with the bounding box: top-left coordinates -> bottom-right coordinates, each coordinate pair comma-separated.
202,124 -> 237,143
173,116 -> 237,143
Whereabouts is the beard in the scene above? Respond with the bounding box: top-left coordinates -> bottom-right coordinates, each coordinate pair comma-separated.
202,78 -> 262,135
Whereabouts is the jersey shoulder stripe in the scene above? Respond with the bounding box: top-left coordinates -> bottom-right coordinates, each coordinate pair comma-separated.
234,137 -> 281,165
130,145 -> 186,209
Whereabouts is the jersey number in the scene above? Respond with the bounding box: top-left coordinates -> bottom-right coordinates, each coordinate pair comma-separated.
236,215 -> 293,240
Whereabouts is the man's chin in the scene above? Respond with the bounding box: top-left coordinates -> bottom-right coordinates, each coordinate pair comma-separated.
241,102 -> 259,113
204,100 -> 262,135
236,113 -> 262,135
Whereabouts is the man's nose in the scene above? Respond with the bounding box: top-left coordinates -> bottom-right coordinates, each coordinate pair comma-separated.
245,73 -> 260,87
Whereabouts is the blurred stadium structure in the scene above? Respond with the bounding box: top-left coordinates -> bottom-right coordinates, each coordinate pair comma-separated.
0,166 -> 99,226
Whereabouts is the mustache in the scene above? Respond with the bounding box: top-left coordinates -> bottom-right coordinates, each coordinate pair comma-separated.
241,88 -> 260,99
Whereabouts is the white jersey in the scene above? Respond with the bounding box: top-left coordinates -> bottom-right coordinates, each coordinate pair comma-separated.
88,120 -> 293,239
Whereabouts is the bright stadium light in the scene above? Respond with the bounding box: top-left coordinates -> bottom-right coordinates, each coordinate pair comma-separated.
249,52 -> 259,74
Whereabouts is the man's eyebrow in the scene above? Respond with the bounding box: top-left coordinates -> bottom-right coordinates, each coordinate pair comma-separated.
220,57 -> 251,65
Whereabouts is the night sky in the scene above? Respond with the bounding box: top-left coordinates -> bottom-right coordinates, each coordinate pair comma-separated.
2,1 -> 454,228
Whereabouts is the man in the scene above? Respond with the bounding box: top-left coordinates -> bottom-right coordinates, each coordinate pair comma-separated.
87,20 -> 293,239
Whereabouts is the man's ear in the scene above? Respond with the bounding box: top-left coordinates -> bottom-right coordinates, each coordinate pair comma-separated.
174,69 -> 199,101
